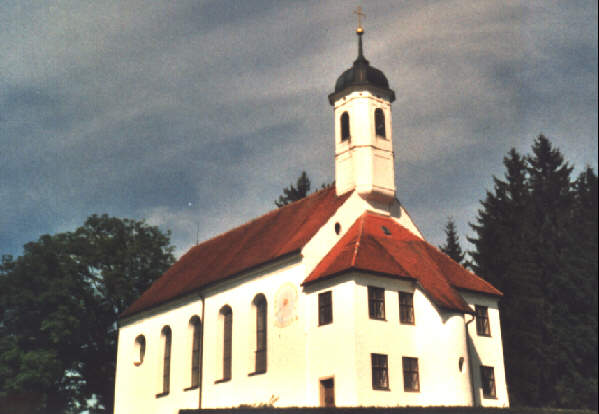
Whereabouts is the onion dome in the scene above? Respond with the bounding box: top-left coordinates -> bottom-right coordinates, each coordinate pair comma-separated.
328,29 -> 395,105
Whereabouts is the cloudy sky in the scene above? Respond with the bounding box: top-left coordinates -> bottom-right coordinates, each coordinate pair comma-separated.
1,1 -> 597,260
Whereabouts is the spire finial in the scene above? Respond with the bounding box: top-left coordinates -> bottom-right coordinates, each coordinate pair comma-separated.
353,6 -> 365,33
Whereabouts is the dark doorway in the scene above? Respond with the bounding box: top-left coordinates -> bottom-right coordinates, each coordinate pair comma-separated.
319,378 -> 335,407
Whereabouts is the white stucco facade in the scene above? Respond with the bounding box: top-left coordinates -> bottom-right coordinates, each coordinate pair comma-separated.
115,249 -> 509,413
114,28 -> 510,413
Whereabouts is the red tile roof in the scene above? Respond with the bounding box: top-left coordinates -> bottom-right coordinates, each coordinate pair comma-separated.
121,186 -> 351,318
303,211 -> 501,313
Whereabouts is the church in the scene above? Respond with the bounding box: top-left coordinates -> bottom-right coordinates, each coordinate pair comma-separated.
113,20 -> 510,414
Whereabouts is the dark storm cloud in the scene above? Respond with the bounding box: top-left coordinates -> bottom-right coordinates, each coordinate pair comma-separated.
1,1 -> 597,258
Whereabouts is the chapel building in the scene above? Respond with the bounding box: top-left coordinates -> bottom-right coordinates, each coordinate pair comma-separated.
113,24 -> 510,414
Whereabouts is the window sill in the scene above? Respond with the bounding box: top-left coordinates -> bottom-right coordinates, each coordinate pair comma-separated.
155,392 -> 169,399
214,378 -> 230,384
400,321 -> 415,325
183,385 -> 199,391
372,386 -> 391,391
477,333 -> 492,337
248,370 -> 266,377
483,395 -> 497,399
404,389 -> 420,393
318,322 -> 332,327
369,317 -> 387,321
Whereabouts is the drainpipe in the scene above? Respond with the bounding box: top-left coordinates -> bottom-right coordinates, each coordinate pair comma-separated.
199,293 -> 205,409
465,314 -> 478,407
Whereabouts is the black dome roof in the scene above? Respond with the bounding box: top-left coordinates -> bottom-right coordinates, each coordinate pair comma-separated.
328,31 -> 395,105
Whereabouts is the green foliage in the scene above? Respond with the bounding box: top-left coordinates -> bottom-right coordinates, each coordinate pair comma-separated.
439,218 -> 465,264
469,135 -> 598,409
275,171 -> 312,207
0,214 -> 175,413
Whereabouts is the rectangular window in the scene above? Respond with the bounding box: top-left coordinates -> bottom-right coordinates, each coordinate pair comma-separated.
399,292 -> 415,324
402,357 -> 420,392
371,353 -> 389,390
475,305 -> 491,336
480,366 -> 496,398
318,291 -> 332,326
368,286 -> 385,320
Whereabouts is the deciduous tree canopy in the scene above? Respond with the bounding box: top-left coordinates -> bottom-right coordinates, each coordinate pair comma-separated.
0,215 -> 175,413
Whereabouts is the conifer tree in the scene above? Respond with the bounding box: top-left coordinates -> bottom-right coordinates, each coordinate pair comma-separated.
439,218 -> 465,264
275,171 -> 311,207
469,136 -> 598,409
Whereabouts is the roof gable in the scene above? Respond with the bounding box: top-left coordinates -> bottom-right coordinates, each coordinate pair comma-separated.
303,211 -> 501,313
122,186 -> 351,318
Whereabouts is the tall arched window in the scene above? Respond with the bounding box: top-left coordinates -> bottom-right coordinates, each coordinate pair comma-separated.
220,306 -> 232,381
253,294 -> 267,374
189,316 -> 202,388
160,326 -> 172,395
375,108 -> 386,138
340,111 -> 350,141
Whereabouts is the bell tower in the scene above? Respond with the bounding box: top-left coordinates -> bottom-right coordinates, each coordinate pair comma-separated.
328,18 -> 396,203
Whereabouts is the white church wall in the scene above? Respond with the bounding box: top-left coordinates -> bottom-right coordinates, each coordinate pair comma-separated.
303,275 -> 359,406
352,273 -> 474,407
200,256 -> 309,408
114,294 -> 203,414
302,191 -> 367,277
461,291 -> 510,407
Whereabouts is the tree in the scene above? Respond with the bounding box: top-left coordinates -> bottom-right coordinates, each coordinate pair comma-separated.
439,218 -> 465,264
0,215 -> 175,413
275,171 -> 311,207
469,135 -> 598,409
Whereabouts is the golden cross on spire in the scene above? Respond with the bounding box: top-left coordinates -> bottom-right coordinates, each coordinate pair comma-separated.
354,6 -> 365,33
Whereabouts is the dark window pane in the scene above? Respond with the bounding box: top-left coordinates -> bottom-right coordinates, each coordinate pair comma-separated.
341,112 -> 350,141
222,307 -> 232,380
375,108 -> 386,138
319,291 -> 333,326
162,327 -> 171,394
481,366 -> 496,398
191,318 -> 201,388
403,357 -> 420,392
368,286 -> 385,320
399,292 -> 415,324
476,306 -> 491,336
255,297 -> 267,373
371,353 -> 389,390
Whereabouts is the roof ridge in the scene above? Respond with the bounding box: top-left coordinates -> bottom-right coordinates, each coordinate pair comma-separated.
350,212 -> 367,267
188,186 -> 337,250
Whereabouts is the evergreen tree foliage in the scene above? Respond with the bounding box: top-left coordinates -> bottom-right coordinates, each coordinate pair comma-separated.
275,171 -> 311,207
0,215 -> 175,413
439,218 -> 465,264
469,135 -> 598,409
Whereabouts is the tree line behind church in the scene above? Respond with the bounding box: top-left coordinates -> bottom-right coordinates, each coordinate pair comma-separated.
0,135 -> 596,413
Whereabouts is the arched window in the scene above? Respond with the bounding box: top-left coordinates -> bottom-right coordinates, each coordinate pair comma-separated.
253,294 -> 267,374
189,316 -> 202,388
219,306 -> 232,381
340,111 -> 350,141
160,326 -> 172,395
134,335 -> 145,366
375,108 -> 386,138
